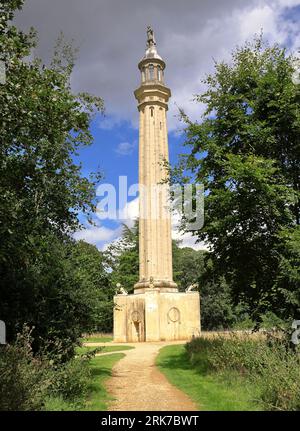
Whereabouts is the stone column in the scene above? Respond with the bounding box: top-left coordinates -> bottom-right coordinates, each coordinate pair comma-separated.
134,83 -> 177,293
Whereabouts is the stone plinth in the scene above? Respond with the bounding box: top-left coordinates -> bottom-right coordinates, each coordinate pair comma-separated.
113,290 -> 201,343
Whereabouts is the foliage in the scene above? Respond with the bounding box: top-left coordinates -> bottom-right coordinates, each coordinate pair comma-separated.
44,349 -> 122,412
177,36 -> 300,320
105,221 -> 208,292
105,223 -> 249,330
172,243 -> 206,291
1,233 -> 111,359
0,327 -> 49,411
186,335 -> 300,410
105,223 -> 139,293
0,326 -> 104,411
157,344 -> 262,411
67,241 -> 114,334
200,279 -> 239,330
81,353 -> 125,411
47,356 -> 91,404
82,335 -> 113,343
43,395 -> 79,411
0,1 -> 108,354
274,226 -> 300,319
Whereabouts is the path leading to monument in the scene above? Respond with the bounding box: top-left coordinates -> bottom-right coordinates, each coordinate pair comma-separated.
104,341 -> 197,411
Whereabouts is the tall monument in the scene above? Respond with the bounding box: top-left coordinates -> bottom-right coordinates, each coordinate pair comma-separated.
134,26 -> 177,294
113,28 -> 201,342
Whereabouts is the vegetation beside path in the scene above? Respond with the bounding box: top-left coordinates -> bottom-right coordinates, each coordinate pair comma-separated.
46,353 -> 125,411
82,353 -> 125,411
76,345 -> 133,355
158,335 -> 300,411
157,343 -> 262,411
82,335 -> 113,344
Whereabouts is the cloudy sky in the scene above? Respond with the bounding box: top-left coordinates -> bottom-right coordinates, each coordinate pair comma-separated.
15,0 -> 300,250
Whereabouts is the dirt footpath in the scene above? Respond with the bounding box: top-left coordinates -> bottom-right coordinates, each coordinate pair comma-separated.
104,341 -> 197,411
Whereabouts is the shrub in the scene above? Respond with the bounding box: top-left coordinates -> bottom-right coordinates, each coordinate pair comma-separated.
186,335 -> 267,374
0,326 -> 94,411
256,344 -> 300,411
0,328 -> 49,411
186,334 -> 300,410
43,396 -> 78,411
48,357 -> 91,403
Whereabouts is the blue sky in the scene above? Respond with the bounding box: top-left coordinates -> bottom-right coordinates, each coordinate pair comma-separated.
73,112 -> 190,250
15,0 -> 300,250
77,118 -> 185,194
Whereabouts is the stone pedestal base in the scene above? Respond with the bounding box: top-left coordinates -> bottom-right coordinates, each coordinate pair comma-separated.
113,290 -> 201,342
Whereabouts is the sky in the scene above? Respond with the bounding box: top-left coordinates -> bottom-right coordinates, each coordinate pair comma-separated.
14,0 -> 300,251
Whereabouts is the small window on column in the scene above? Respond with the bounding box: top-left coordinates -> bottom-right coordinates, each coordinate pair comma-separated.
150,106 -> 154,117
157,66 -> 162,81
149,64 -> 154,80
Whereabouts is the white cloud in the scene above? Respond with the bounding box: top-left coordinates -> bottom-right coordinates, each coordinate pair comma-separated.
74,196 -> 139,250
277,0 -> 300,6
238,5 -> 278,40
15,0 -> 300,133
165,0 -> 300,130
171,210 -> 209,251
119,197 -> 139,226
173,229 -> 210,251
73,225 -> 121,246
97,115 -> 123,130
115,141 -> 136,156
15,0 -> 300,251
76,194 -> 208,251
111,195 -> 209,250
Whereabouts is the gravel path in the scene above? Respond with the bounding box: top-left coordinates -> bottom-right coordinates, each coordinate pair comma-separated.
103,341 -> 198,411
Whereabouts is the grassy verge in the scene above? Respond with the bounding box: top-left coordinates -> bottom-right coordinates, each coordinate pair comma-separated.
82,336 -> 113,343
45,353 -> 125,411
156,344 -> 263,411
76,345 -> 134,355
83,353 -> 124,411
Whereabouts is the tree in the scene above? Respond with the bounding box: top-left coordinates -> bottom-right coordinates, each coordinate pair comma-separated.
274,226 -> 300,320
104,222 -> 249,329
178,36 -> 300,321
105,223 -> 139,293
66,241 -> 114,334
0,0 -> 105,354
172,242 -> 206,291
8,236 -> 110,359
198,256 -> 251,330
105,222 -> 207,293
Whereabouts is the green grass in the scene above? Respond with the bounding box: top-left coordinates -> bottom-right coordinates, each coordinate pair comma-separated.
156,345 -> 263,411
83,353 -> 125,411
44,395 -> 80,411
45,353 -> 125,411
76,345 -> 134,355
82,336 -> 113,343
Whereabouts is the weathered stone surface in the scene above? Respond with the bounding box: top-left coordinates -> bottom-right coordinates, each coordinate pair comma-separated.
114,291 -> 201,342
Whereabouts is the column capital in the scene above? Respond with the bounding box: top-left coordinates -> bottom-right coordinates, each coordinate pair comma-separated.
134,83 -> 171,103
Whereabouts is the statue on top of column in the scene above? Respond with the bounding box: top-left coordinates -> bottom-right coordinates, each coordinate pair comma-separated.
147,26 -> 156,47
